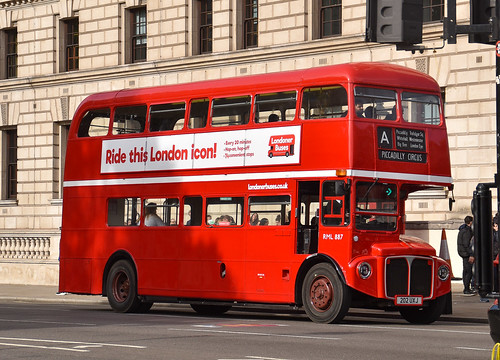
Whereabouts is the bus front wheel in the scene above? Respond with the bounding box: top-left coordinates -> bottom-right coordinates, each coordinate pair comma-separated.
106,260 -> 143,313
302,263 -> 350,324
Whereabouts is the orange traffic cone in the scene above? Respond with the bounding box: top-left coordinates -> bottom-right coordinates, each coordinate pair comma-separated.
439,228 -> 455,279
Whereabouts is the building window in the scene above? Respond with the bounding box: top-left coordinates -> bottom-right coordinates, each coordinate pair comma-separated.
320,0 -> 341,38
244,0 -> 258,49
3,129 -> 17,200
131,7 -> 147,63
6,28 -> 17,79
64,18 -> 79,71
56,122 -> 70,199
423,0 -> 444,23
200,0 -> 212,54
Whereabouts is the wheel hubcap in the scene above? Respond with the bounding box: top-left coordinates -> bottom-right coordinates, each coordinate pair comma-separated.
112,271 -> 129,303
310,275 -> 333,312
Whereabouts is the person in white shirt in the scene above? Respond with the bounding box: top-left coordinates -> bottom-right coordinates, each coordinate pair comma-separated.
144,203 -> 166,227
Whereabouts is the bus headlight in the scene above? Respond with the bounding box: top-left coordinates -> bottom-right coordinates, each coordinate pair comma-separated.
358,262 -> 372,279
438,265 -> 450,281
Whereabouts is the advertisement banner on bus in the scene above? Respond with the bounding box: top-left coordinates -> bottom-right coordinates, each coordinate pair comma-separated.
101,126 -> 302,173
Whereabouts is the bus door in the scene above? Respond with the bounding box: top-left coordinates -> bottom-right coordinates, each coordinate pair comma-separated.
297,181 -> 320,254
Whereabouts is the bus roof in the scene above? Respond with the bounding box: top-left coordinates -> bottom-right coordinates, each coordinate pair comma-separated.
78,62 -> 440,108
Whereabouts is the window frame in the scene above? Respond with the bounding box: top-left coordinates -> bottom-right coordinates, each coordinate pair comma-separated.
206,196 -> 245,226
107,197 -> 141,227
6,28 -> 17,79
4,129 -> 17,200
320,0 -> 342,38
243,0 -> 258,49
131,6 -> 147,63
423,0 -> 444,23
248,195 -> 291,226
63,18 -> 79,72
199,0 -> 213,54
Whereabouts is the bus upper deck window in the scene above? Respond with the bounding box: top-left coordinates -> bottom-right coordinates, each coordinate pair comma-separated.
211,96 -> 251,127
112,105 -> 147,135
300,86 -> 347,120
402,92 -> 441,125
254,91 -> 297,123
354,87 -> 397,120
188,99 -> 209,129
77,109 -> 111,137
150,102 -> 186,132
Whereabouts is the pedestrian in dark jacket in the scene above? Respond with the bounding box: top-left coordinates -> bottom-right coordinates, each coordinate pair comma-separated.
457,215 -> 475,295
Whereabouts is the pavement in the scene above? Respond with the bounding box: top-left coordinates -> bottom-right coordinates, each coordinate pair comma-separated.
0,280 -> 494,324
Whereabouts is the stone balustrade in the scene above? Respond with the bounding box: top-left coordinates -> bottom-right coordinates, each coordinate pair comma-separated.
0,237 -> 51,260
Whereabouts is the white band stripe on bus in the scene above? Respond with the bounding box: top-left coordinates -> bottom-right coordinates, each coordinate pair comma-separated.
63,170 -> 452,188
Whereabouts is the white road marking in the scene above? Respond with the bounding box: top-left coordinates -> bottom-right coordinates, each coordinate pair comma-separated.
456,346 -> 492,352
0,318 -> 95,326
168,328 -> 340,340
0,341 -> 88,353
219,357 -> 291,360
339,324 -> 489,335
0,336 -> 146,349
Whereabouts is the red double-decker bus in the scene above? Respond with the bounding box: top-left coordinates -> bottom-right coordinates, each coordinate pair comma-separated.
59,62 -> 453,324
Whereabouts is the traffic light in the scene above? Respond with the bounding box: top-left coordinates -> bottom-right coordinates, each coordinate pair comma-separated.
366,0 -> 423,45
470,0 -> 496,44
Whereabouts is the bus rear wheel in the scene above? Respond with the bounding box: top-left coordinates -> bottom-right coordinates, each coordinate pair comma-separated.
398,294 -> 447,324
302,263 -> 350,324
106,260 -> 143,313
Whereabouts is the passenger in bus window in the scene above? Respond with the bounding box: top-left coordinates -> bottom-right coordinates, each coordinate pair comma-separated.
364,106 -> 375,119
250,213 -> 259,226
144,203 -> 166,227
385,106 -> 397,120
268,113 -> 279,122
275,214 -> 281,225
355,101 -> 364,118
259,218 -> 269,226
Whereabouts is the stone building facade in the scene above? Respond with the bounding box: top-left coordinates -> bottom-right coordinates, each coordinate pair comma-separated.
0,0 -> 495,285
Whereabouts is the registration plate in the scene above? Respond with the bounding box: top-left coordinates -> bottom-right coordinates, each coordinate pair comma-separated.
394,295 -> 423,306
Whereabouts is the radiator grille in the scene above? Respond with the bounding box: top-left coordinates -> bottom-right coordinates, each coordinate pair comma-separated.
386,257 -> 433,298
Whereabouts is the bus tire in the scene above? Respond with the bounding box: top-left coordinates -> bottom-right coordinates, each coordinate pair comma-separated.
398,294 -> 447,324
302,263 -> 350,324
190,304 -> 232,315
106,260 -> 142,313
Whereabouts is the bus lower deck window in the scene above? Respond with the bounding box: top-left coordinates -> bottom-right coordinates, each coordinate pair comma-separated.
248,195 -> 291,226
108,198 -> 141,226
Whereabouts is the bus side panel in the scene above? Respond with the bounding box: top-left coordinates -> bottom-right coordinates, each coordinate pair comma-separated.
244,226 -> 298,303
59,258 -> 92,294
301,121 -> 350,170
427,127 -> 451,177
173,227 -> 246,300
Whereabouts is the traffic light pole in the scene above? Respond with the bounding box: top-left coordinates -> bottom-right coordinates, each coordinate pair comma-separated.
497,44 -> 500,217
